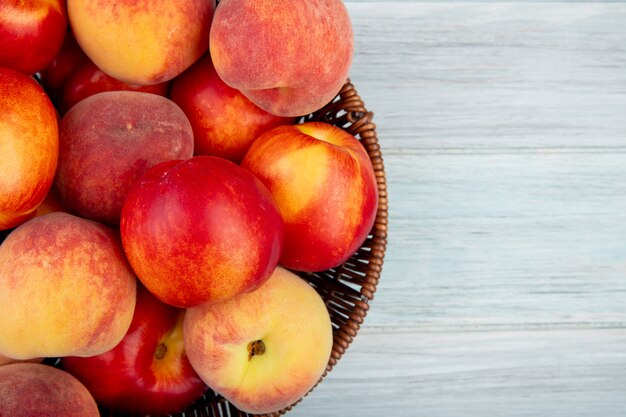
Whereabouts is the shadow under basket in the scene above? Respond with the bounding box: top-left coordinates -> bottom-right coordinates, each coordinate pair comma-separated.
90,79 -> 387,417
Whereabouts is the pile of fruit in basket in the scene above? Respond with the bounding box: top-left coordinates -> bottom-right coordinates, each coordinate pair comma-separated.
0,0 -> 378,415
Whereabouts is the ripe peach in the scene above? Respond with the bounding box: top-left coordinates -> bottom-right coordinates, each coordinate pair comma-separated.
0,67 -> 58,230
68,0 -> 216,85
241,122 -> 378,271
120,156 -> 283,308
54,91 -> 194,225
209,0 -> 353,117
0,212 -> 137,360
184,267 -> 333,414
0,363 -> 99,417
170,53 -> 292,163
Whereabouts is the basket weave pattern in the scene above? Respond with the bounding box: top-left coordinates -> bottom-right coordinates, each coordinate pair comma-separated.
89,79 -> 387,417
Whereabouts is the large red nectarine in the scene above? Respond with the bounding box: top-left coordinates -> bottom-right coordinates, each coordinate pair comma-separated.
120,156 -> 284,308
0,0 -> 67,74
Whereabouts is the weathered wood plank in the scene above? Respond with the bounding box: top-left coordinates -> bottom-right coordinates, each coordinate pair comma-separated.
289,3 -> 626,417
347,2 -> 626,151
372,151 -> 626,327
291,328 -> 626,417
342,2 -> 626,328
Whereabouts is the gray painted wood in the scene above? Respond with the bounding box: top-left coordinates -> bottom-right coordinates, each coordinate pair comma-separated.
291,2 -> 626,416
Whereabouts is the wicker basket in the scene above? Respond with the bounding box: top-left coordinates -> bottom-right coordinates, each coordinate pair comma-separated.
46,79 -> 388,417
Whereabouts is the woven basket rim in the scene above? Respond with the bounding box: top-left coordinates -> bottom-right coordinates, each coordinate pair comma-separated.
267,78 -> 389,417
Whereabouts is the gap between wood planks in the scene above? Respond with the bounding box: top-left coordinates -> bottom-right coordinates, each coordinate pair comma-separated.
381,146 -> 626,156
359,321 -> 626,334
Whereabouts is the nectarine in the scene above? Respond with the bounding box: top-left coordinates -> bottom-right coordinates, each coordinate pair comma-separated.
241,122 -> 378,271
0,67 -> 58,230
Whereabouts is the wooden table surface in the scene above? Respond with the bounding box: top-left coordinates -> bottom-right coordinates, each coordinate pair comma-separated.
290,2 -> 626,416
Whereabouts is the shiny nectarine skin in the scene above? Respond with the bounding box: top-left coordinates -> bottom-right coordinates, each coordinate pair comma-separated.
0,67 -> 58,230
58,59 -> 170,115
241,122 -> 378,271
63,284 -> 207,416
170,53 -> 293,163
121,156 -> 284,308
0,0 -> 68,75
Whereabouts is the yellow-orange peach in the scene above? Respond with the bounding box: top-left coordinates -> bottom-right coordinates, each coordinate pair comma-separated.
68,0 -> 215,85
0,363 -> 99,417
184,267 -> 333,414
209,0 -> 353,117
0,67 -> 58,230
0,212 -> 137,360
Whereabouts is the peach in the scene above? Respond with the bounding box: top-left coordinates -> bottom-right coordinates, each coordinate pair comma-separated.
68,0 -> 216,85
241,122 -> 378,271
209,0 -> 353,117
0,0 -> 67,75
170,53 -> 293,163
120,156 -> 284,308
184,267 -> 333,414
0,212 -> 137,360
54,91 -> 194,225
0,363 -> 99,417
0,67 -> 58,230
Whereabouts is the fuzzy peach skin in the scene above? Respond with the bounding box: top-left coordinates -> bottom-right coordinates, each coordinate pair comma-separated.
170,53 -> 293,163
0,212 -> 137,360
0,0 -> 67,75
0,363 -> 100,417
184,267 -> 333,415
120,156 -> 284,308
241,122 -> 378,272
54,91 -> 194,225
68,0 -> 215,85
0,67 -> 58,230
209,0 -> 353,117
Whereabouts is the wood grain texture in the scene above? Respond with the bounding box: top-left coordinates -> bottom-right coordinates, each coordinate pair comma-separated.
290,2 -> 626,416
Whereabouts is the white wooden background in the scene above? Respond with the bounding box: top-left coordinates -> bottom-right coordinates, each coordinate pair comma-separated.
291,2 -> 626,416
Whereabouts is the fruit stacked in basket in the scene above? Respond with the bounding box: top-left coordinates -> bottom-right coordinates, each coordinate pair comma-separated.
0,0 -> 387,416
